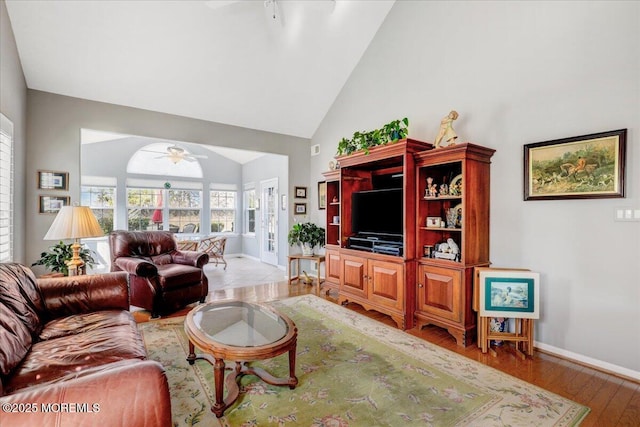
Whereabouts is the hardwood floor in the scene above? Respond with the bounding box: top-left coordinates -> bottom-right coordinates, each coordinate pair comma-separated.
139,281 -> 640,426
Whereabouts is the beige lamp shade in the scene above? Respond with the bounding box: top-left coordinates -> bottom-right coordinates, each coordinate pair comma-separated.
43,206 -> 103,275
44,206 -> 104,240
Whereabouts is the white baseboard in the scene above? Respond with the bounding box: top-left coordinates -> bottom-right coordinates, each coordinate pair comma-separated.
534,341 -> 640,382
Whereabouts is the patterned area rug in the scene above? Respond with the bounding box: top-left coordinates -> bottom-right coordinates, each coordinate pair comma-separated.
138,295 -> 589,426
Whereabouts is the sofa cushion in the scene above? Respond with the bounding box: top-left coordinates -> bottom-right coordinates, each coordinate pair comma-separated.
151,253 -> 174,266
4,311 -> 147,394
156,264 -> 203,291
38,310 -> 138,341
0,263 -> 45,336
110,230 -> 177,258
0,303 -> 33,376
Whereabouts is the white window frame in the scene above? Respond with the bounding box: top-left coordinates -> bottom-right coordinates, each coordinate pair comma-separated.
81,185 -> 116,234
0,113 -> 14,262
210,190 -> 237,234
168,188 -> 202,234
244,188 -> 257,236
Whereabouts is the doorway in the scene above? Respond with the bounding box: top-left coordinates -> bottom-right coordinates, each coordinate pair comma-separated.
260,178 -> 278,266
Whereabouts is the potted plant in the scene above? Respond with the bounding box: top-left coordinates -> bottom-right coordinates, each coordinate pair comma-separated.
32,241 -> 97,276
336,117 -> 409,156
287,222 -> 325,256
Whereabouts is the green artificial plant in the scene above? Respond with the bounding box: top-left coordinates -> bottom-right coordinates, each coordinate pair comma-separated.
32,241 -> 96,276
336,117 -> 409,156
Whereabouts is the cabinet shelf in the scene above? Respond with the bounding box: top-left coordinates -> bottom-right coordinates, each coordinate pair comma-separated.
330,202 -> 340,205
414,143 -> 496,347
420,227 -> 461,232
422,196 -> 462,201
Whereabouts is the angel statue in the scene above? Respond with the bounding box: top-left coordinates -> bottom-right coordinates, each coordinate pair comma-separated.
433,110 -> 459,148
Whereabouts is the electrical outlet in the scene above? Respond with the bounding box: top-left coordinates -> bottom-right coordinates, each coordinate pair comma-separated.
615,207 -> 640,222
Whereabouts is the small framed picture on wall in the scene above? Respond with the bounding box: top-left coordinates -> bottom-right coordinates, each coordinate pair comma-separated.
295,186 -> 307,199
38,170 -> 69,190
294,203 -> 307,215
39,195 -> 70,214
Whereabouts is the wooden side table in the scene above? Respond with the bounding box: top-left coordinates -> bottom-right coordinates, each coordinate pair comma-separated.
287,254 -> 325,290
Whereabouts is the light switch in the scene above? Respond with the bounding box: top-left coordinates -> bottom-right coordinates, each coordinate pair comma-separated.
625,209 -> 633,219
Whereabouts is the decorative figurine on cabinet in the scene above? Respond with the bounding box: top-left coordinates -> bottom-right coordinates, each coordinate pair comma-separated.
439,182 -> 449,196
433,110 -> 459,148
425,177 -> 438,198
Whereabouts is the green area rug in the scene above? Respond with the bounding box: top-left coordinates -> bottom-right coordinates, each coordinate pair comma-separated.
138,295 -> 589,426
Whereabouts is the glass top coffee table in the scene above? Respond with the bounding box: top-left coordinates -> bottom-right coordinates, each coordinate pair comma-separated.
184,301 -> 298,418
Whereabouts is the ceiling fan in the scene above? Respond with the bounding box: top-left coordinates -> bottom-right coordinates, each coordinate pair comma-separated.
142,145 -> 208,164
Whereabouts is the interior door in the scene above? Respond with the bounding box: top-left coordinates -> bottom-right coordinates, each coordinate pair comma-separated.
260,178 -> 278,266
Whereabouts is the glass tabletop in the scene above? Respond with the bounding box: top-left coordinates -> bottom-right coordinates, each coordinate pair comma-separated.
191,301 -> 289,347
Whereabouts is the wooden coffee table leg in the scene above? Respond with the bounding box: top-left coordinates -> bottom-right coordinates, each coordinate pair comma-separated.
288,342 -> 298,389
187,341 -> 196,364
212,358 -> 227,417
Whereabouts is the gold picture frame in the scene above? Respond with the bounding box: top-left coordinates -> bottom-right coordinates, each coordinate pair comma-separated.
524,129 -> 626,200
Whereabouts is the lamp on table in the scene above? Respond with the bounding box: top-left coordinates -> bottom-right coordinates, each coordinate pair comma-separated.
44,205 -> 104,275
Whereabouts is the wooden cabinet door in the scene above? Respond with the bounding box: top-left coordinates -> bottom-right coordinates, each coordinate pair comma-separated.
368,260 -> 404,310
340,254 -> 367,298
325,248 -> 341,286
417,264 -> 463,323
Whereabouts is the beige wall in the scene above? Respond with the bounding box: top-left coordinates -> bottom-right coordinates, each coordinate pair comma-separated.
25,90 -> 310,270
0,0 -> 27,263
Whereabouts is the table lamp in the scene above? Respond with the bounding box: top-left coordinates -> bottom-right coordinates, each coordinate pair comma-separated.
43,205 -> 104,275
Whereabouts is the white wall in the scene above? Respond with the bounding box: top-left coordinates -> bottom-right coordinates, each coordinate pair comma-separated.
242,153 -> 289,266
310,1 -> 640,376
0,0 -> 27,263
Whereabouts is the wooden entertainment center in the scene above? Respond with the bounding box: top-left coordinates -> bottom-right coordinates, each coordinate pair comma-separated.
322,139 -> 495,346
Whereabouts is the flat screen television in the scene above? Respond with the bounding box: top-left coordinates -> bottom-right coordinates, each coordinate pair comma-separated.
351,188 -> 403,237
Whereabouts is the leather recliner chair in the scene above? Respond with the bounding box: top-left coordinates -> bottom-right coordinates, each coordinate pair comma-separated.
109,230 -> 209,317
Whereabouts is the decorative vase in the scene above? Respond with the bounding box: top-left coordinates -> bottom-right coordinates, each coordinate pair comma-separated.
301,243 -> 314,256
490,317 -> 508,346
446,208 -> 458,228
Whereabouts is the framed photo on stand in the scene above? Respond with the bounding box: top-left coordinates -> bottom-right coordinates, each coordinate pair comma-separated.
478,270 -> 540,319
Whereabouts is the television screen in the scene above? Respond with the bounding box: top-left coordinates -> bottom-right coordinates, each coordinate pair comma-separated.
351,188 -> 403,236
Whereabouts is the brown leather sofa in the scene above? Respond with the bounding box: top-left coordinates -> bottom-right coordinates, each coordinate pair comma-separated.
0,263 -> 172,427
109,230 -> 209,318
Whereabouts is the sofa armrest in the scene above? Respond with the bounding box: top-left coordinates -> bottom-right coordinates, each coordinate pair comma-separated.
114,257 -> 158,277
37,272 -> 130,318
0,360 -> 172,427
172,250 -> 209,268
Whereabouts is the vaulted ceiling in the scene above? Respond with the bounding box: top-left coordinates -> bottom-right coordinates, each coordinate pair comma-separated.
6,0 -> 395,138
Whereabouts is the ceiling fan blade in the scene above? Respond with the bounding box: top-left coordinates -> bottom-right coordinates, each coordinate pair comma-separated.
183,157 -> 197,162
141,149 -> 167,154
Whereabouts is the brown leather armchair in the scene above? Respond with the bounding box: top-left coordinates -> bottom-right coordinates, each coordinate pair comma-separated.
109,230 -> 209,317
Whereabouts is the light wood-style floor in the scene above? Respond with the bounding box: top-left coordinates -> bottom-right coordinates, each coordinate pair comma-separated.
138,280 -> 639,426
